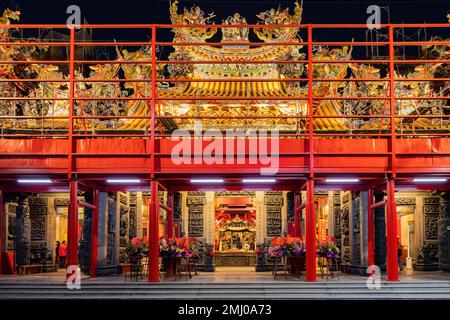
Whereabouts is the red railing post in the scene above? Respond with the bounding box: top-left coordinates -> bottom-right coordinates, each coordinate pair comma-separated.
386,178 -> 399,281
150,25 -> 157,179
367,189 -> 375,267
148,179 -> 159,282
67,179 -> 79,278
89,188 -> 99,278
68,26 -> 76,178
307,24 -> 315,177
388,25 -> 397,177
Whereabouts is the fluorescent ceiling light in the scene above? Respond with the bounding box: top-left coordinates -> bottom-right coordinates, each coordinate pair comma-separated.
191,179 -> 224,183
413,178 -> 448,183
242,179 -> 276,183
17,179 -> 52,184
107,179 -> 141,184
325,178 -> 360,183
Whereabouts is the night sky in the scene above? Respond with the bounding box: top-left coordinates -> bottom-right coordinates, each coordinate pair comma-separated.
1,0 -> 448,59
1,0 -> 449,25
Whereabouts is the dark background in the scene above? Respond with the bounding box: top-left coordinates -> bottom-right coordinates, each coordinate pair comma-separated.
1,0 -> 449,25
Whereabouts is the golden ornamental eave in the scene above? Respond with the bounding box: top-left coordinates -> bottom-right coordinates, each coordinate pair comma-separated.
1,7 -> 448,134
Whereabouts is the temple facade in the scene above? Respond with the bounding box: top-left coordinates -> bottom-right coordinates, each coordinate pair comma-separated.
0,1 -> 449,282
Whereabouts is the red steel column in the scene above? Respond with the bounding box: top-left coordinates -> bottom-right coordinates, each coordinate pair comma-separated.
305,178 -> 316,282
67,179 -> 79,276
367,189 -> 375,266
388,25 -> 397,178
89,189 -> 99,278
148,180 -> 159,282
167,192 -> 174,238
305,24 -> 316,282
0,190 -> 3,275
386,179 -> 399,281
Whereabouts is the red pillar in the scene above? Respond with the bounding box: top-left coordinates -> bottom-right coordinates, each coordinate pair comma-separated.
367,189 -> 375,266
305,178 -> 316,282
67,179 -> 79,277
89,189 -> 99,278
148,180 -> 159,282
167,192 -> 174,238
0,190 -> 3,275
386,179 -> 399,281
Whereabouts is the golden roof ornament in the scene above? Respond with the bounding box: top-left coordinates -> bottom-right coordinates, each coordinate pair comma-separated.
255,0 -> 303,41
169,0 -> 217,41
222,13 -> 249,42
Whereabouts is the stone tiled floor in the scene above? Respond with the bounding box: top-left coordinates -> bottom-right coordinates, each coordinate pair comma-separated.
0,267 -> 449,284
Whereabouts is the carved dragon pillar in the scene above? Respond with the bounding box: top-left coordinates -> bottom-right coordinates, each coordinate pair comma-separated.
439,192 -> 450,272
80,193 -> 92,275
374,191 -> 386,271
15,196 -> 31,265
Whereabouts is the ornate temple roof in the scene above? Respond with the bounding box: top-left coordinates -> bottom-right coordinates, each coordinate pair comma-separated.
0,3 -> 448,134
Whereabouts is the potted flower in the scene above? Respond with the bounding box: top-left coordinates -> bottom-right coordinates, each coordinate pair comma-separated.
124,237 -> 148,272
317,242 -> 340,258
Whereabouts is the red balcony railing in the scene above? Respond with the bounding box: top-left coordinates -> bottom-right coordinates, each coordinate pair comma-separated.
0,23 -> 448,177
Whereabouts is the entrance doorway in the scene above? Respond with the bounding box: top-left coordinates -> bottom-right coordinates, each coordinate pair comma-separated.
214,195 -> 256,267
399,206 -> 415,268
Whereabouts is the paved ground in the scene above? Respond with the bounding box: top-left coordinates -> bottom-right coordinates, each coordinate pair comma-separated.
0,266 -> 449,284
0,267 -> 449,299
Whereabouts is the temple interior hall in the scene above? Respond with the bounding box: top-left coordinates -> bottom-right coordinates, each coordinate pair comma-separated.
2,189 -> 449,277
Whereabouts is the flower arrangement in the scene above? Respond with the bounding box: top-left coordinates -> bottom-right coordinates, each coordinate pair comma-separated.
159,237 -> 198,258
317,242 -> 340,258
267,245 -> 284,257
266,237 -> 306,257
125,237 -> 148,261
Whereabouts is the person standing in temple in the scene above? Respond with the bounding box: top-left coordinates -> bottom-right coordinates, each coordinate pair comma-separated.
58,241 -> 67,269
55,241 -> 60,269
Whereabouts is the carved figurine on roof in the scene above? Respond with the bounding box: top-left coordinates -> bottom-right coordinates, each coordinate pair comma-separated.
255,0 -> 303,41
222,13 -> 249,42
170,0 -> 217,41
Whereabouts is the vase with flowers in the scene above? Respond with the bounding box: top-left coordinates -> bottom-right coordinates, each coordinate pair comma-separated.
124,237 -> 148,276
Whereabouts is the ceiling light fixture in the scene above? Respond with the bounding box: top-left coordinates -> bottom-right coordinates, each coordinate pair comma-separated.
107,179 -> 141,184
190,179 -> 224,183
242,179 -> 276,183
412,178 -> 448,183
17,179 -> 52,184
325,178 -> 360,183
